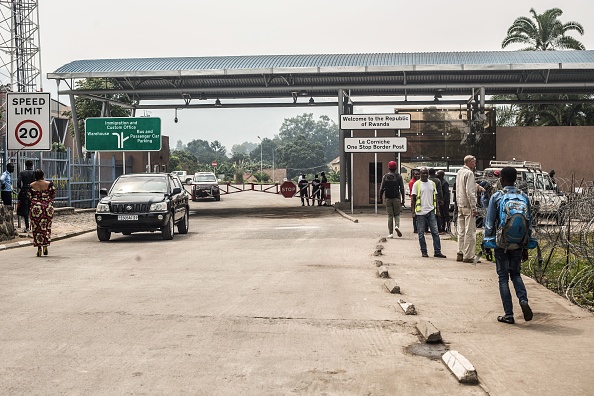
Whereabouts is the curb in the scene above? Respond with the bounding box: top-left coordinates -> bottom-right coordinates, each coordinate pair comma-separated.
0,227 -> 96,251
334,207 -> 359,223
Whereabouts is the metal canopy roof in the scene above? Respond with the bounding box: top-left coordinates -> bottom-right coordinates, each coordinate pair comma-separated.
48,50 -> 594,109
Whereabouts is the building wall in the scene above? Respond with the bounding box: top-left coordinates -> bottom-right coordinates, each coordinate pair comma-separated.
349,126 -> 594,206
497,126 -> 594,183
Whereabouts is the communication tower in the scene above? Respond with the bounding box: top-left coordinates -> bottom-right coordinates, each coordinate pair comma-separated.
0,0 -> 42,154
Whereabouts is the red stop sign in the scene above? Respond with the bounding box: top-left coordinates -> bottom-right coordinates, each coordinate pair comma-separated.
280,181 -> 297,198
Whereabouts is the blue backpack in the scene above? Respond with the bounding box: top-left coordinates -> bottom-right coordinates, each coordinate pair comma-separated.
495,190 -> 532,251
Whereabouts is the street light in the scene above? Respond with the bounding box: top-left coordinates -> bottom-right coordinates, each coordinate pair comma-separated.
257,136 -> 263,178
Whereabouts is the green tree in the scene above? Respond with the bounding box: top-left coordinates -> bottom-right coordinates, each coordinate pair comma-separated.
497,8 -> 592,127
62,78 -> 131,157
170,150 -> 199,173
502,8 -> 585,50
277,113 -> 338,164
277,135 -> 326,179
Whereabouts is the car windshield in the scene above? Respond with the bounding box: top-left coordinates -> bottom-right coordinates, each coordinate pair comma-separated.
111,177 -> 168,194
194,174 -> 216,182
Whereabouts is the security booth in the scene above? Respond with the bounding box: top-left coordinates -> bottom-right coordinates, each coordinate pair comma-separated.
347,107 -> 496,208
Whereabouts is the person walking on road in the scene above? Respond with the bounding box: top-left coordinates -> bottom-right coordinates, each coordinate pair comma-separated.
1,162 -> 15,207
436,170 -> 450,233
408,169 -> 421,233
17,160 -> 35,232
311,174 -> 321,206
379,161 -> 405,238
456,155 -> 480,263
28,169 -> 56,257
483,166 -> 533,325
411,167 -> 446,258
298,174 -> 309,206
319,171 -> 328,205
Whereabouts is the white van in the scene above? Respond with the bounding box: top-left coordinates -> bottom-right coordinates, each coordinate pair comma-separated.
483,160 -> 567,224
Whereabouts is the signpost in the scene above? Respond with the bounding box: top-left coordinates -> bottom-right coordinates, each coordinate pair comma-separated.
340,113 -> 411,130
280,181 -> 297,198
344,137 -> 407,152
6,92 -> 51,151
339,113 -> 411,214
85,117 -> 162,151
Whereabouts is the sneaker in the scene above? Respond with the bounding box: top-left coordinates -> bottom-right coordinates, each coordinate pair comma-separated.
422,252 -> 429,258
387,234 -> 393,239
497,315 -> 515,324
394,227 -> 402,237
456,253 -> 463,262
434,253 -> 447,258
520,301 -> 533,321
463,258 -> 481,263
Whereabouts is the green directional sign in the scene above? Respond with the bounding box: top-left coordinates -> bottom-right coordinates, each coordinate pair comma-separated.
85,117 -> 162,151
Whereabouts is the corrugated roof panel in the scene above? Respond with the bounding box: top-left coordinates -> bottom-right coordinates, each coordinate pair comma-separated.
53,50 -> 594,74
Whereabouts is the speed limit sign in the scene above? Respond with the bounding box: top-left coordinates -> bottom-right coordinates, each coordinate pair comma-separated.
7,92 -> 51,151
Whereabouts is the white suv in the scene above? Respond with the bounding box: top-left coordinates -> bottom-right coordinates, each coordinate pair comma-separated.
483,160 -> 567,225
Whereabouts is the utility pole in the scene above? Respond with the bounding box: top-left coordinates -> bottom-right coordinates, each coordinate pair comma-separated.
257,135 -> 263,177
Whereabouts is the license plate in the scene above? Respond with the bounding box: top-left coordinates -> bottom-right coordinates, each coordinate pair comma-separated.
118,215 -> 138,221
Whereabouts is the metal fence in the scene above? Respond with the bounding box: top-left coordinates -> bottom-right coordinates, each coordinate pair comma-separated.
1,148 -> 117,208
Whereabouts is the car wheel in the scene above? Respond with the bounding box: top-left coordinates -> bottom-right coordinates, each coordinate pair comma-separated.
97,227 -> 111,241
162,214 -> 174,240
178,210 -> 189,234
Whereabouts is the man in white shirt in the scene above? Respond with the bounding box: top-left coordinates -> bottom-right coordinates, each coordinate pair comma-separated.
411,167 -> 446,258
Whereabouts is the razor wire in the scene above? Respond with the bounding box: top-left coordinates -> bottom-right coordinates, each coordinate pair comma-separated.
467,176 -> 594,311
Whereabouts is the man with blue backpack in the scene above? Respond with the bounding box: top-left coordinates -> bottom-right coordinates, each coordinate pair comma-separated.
483,166 -> 534,325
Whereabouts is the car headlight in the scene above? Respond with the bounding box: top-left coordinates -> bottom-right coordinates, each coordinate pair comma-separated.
150,202 -> 167,211
96,203 -> 110,213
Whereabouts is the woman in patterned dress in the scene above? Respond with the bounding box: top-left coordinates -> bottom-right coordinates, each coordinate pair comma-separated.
27,169 -> 56,257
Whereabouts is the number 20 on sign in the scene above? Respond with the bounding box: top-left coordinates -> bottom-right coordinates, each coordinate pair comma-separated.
6,92 -> 51,151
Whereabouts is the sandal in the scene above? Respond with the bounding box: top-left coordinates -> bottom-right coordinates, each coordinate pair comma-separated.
497,315 -> 515,324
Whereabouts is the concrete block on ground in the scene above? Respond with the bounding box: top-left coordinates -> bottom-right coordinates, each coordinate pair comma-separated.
383,279 -> 400,294
377,266 -> 389,278
373,249 -> 383,256
374,260 -> 383,267
442,350 -> 479,384
397,299 -> 416,315
416,320 -> 442,343
379,237 -> 387,243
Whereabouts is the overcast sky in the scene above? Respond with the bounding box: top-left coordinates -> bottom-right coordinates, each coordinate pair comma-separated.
38,0 -> 594,152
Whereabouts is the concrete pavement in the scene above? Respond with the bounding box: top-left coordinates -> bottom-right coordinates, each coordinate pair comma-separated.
347,207 -> 594,395
2,200 -> 593,394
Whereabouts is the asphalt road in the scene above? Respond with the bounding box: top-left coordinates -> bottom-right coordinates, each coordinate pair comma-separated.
1,187 -> 593,395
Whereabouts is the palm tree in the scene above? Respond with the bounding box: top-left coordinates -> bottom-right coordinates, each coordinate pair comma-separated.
502,8 -> 585,51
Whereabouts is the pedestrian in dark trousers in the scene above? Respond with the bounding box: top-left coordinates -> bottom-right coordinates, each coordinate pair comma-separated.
298,174 -> 309,206
311,174 -> 321,205
411,167 -> 446,258
17,160 -> 35,232
379,161 -> 405,238
483,166 -> 533,325
319,172 -> 328,205
1,162 -> 15,206
436,170 -> 450,233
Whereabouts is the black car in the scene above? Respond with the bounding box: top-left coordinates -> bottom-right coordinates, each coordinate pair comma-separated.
95,173 -> 190,241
